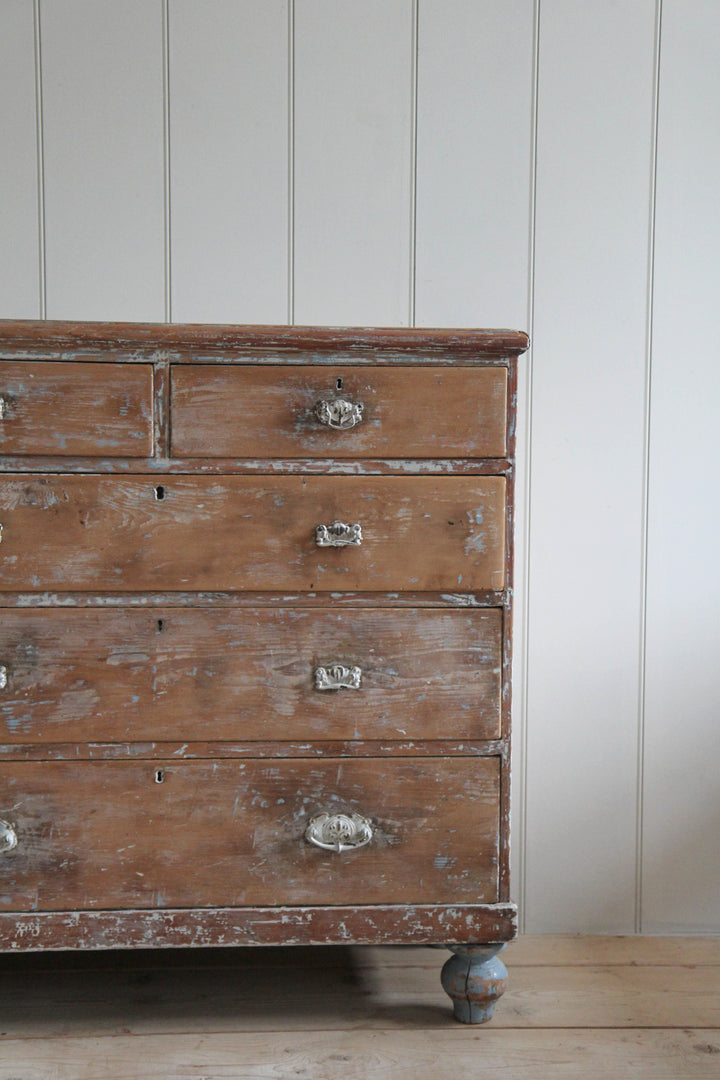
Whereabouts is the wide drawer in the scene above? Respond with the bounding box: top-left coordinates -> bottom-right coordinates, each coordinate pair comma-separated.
0,607 -> 502,743
0,758 -> 500,910
170,365 -> 508,459
0,362 -> 153,456
0,475 -> 506,592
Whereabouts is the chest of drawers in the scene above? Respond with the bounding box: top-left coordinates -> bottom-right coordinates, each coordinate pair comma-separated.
0,321 -> 528,1023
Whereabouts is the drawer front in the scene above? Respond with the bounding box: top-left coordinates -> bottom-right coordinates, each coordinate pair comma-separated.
0,475 -> 506,592
0,362 -> 153,456
0,758 -> 500,909
0,607 -> 502,743
170,365 -> 507,459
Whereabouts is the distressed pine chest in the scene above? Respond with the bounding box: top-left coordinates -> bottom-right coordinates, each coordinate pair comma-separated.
0,321 -> 527,1022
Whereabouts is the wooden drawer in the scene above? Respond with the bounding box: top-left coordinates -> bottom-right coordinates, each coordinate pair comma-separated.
0,475 -> 506,592
0,758 -> 500,910
170,365 -> 508,459
0,362 -> 153,456
0,607 -> 502,744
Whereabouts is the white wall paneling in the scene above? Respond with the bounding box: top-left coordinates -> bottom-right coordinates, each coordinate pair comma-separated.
40,0 -> 166,321
642,0 -> 720,932
293,0 -> 414,326
414,0 -> 534,330
1,1 -> 719,934
524,0 -> 659,932
0,1 -> 41,318
169,1 -> 289,324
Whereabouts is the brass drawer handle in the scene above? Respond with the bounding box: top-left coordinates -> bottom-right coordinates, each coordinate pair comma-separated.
0,820 -> 17,855
314,397 -> 364,430
314,663 -> 362,691
0,665 -> 7,690
0,397 -> 7,420
314,521 -> 362,547
305,811 -> 373,853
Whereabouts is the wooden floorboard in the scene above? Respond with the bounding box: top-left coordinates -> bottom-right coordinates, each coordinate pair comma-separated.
0,937 -> 718,1078
0,1030 -> 719,1080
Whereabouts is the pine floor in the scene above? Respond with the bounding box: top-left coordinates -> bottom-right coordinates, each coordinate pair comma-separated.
0,935 -> 718,1078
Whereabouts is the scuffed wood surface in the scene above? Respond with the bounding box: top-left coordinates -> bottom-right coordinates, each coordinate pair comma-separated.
0,756 -> 500,911
0,739 -> 508,763
0,1030 -> 716,1079
0,455 -> 513,475
0,606 -> 503,743
0,1031 -> 716,1080
0,937 -> 716,1079
171,364 -> 508,458
0,939 -> 716,1031
0,904 -> 516,952
0,589 -> 510,609
0,319 -> 530,357
510,933 -> 720,966
0,474 -> 506,592
0,361 -> 153,456
0,322 -> 522,970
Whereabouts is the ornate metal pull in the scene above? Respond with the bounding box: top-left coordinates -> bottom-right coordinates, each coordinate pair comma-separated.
0,820 -> 17,855
315,521 -> 362,547
305,811 -> 373,853
0,397 -> 6,420
314,663 -> 362,691
0,666 -> 7,690
314,397 -> 363,430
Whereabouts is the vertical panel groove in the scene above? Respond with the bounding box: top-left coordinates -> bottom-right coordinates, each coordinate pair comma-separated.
288,0 -> 295,325
409,0 -> 418,327
517,0 -> 541,935
33,0 -> 46,319
636,0 -> 663,934
162,0 -> 172,323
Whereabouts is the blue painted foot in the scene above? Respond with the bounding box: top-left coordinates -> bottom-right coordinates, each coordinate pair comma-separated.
441,944 -> 508,1024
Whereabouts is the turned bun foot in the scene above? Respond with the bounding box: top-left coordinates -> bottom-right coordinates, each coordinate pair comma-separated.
441,943 -> 508,1024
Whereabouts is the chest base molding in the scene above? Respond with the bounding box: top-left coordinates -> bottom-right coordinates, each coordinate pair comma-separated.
0,903 -> 518,952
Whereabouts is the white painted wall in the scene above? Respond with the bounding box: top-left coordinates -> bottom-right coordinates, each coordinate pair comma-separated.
2,0 -> 718,933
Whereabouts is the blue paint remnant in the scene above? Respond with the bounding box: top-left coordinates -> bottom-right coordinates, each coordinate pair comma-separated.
3,715 -> 27,734
465,507 -> 487,554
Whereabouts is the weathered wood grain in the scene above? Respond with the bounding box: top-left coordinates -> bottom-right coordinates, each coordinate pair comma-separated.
170,364 -> 508,458
0,455 -> 513,475
0,757 -> 500,911
0,904 -> 516,953
0,740 -> 508,763
0,319 -> 530,358
0,322 -> 525,1009
0,607 -> 502,743
0,361 -> 153,456
0,590 -> 510,610
0,938 -> 717,1032
0,474 -> 506,592
0,1030 -> 716,1079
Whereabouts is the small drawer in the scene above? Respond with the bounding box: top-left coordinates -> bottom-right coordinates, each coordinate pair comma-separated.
0,607 -> 502,743
0,362 -> 153,457
0,474 -> 506,593
170,365 -> 508,459
0,758 -> 500,910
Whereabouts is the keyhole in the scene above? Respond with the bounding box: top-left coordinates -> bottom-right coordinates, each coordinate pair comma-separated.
155,769 -> 165,784
336,377 -> 343,390
154,485 -> 165,501
157,619 -> 164,633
